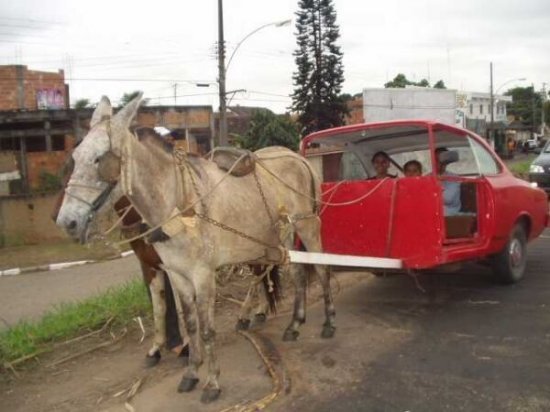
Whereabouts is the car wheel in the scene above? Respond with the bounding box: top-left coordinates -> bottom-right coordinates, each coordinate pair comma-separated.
491,224 -> 527,284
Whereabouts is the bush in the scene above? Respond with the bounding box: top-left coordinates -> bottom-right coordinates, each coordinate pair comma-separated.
37,170 -> 62,193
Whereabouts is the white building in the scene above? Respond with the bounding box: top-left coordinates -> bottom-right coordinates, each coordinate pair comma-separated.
456,91 -> 512,128
363,87 -> 457,125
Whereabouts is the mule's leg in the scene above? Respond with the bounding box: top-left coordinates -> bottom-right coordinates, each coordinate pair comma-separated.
165,274 -> 188,359
194,268 -> 221,403
146,270 -> 167,366
254,279 -> 269,324
166,271 -> 203,393
296,217 -> 336,339
235,278 -> 256,331
282,263 -> 307,341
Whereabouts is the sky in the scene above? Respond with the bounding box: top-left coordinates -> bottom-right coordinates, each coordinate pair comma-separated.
0,0 -> 549,113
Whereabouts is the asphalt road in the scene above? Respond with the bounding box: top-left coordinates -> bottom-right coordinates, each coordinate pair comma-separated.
2,229 -> 549,412
273,229 -> 550,412
0,256 -> 141,329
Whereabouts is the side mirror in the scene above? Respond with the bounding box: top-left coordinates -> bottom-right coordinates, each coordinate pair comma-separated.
438,150 -> 459,165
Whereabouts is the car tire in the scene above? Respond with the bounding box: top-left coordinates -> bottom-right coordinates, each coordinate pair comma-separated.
491,223 -> 527,284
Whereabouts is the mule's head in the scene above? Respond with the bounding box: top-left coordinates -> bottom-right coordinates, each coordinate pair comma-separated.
55,94 -> 142,242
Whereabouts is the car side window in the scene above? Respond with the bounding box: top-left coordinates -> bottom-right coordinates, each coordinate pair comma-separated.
444,147 -> 479,175
468,136 -> 501,175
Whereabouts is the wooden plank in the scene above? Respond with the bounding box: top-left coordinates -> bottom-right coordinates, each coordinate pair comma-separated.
288,250 -> 403,269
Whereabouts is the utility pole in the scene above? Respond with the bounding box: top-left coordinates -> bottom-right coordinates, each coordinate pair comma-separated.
489,62 -> 494,143
217,0 -> 228,146
173,83 -> 177,105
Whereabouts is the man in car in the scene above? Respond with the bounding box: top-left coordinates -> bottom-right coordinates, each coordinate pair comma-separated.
435,148 -> 461,215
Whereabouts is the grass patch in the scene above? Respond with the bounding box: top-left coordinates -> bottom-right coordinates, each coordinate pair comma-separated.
509,160 -> 532,177
0,279 -> 150,365
508,155 -> 538,180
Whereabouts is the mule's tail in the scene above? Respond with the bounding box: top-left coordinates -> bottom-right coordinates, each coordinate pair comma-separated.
261,265 -> 282,314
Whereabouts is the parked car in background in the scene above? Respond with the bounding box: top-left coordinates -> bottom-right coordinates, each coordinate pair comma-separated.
529,140 -> 550,194
526,139 -> 538,151
302,120 -> 549,284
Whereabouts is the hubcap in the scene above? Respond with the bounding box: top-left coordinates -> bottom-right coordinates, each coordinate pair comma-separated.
509,238 -> 523,268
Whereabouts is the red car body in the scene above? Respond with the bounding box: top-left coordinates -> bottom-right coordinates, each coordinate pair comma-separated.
301,120 -> 548,275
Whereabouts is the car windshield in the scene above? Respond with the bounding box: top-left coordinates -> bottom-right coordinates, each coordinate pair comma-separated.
304,123 -> 501,181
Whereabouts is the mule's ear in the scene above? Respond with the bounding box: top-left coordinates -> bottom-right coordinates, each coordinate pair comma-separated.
90,96 -> 112,128
114,92 -> 143,128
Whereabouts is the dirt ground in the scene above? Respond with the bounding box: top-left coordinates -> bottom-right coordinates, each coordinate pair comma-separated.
0,267 -> 367,412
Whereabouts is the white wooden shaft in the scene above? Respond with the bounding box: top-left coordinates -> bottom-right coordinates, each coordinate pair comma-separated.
288,250 -> 403,269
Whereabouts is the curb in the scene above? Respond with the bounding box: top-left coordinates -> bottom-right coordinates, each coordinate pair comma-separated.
0,250 -> 135,277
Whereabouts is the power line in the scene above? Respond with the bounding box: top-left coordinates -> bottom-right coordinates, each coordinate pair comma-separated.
0,75 -> 214,83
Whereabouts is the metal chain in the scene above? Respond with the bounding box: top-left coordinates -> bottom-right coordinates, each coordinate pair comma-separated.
195,212 -> 275,249
253,169 -> 276,226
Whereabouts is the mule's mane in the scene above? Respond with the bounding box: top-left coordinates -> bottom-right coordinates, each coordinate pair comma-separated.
133,127 -> 174,154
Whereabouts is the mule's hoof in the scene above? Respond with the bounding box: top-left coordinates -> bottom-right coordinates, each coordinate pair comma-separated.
236,318 -> 251,331
254,313 -> 267,324
201,387 -> 221,403
282,329 -> 299,342
321,325 -> 336,339
177,377 -> 199,393
144,350 -> 161,368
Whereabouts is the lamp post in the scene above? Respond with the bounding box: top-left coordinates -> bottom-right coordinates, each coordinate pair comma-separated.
495,77 -> 526,94
489,62 -> 525,143
217,1 -> 290,146
492,76 -> 526,127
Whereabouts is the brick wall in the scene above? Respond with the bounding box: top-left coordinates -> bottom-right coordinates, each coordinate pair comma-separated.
345,97 -> 364,125
0,65 -> 67,111
136,107 -> 211,129
0,66 -> 19,110
27,151 -> 67,190
0,193 -> 66,246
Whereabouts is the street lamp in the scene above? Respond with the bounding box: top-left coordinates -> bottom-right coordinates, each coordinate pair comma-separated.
225,19 -> 291,73
217,1 -> 290,146
495,77 -> 526,94
489,62 -> 525,143
491,76 -> 526,127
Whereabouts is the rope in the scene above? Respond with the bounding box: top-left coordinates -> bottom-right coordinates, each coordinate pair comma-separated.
257,158 -> 389,208
103,205 -> 134,236
113,152 -> 252,247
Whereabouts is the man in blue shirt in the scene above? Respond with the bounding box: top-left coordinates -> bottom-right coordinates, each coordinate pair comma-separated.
435,148 -> 461,215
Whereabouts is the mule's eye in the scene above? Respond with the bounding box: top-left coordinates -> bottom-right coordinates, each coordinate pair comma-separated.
94,158 -> 100,164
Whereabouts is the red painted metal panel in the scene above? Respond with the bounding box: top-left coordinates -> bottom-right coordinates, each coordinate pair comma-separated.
320,176 -> 443,268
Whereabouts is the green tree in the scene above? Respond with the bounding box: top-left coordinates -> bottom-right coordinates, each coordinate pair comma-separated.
417,79 -> 430,87
433,80 -> 447,89
234,109 -> 300,151
384,73 -> 409,88
505,86 -> 542,128
74,98 -> 90,109
384,73 -> 434,88
119,91 -> 148,107
291,0 -> 347,137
